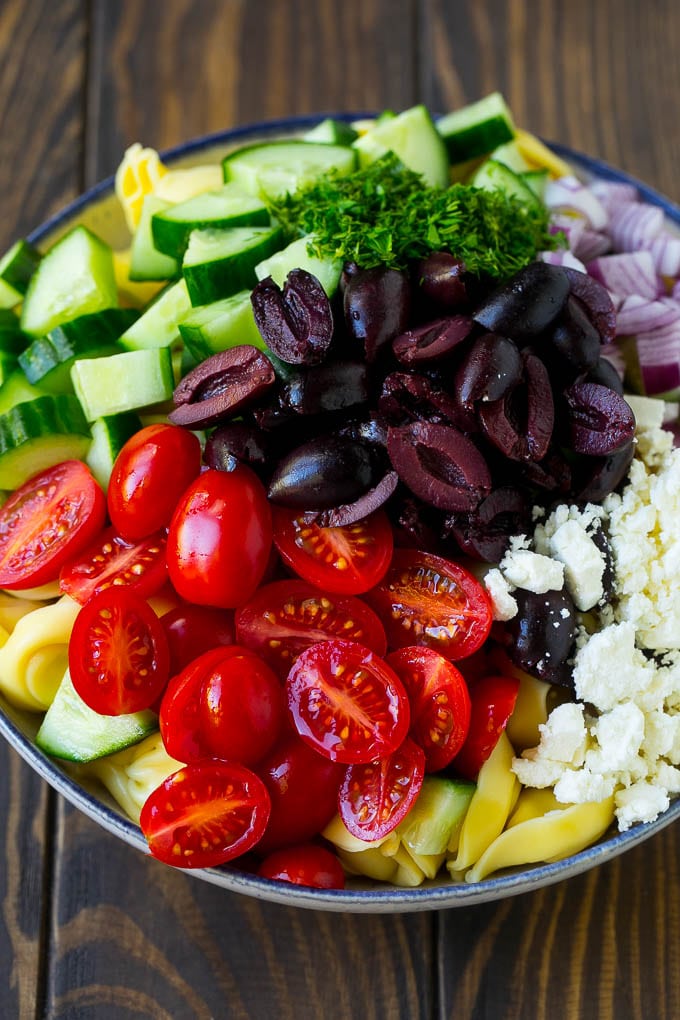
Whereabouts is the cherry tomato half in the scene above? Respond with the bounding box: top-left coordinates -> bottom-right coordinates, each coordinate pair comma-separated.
69,587 -> 170,715
286,639 -> 410,764
161,604 -> 235,675
140,760 -> 270,869
338,738 -> 425,842
258,843 -> 345,889
271,507 -> 393,595
386,647 -> 471,772
255,729 -> 343,854
59,526 -> 168,605
235,579 -> 387,678
366,549 -> 492,660
167,467 -> 272,609
451,674 -> 521,780
108,424 -> 201,541
159,648 -> 228,763
0,460 -> 106,590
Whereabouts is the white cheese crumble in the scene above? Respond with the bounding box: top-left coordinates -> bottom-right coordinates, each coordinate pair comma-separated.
499,548 -> 564,594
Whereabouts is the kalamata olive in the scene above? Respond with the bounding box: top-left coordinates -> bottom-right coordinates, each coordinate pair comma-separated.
573,441 -> 634,503
279,360 -> 370,416
454,333 -> 523,411
169,346 -> 276,428
521,447 -> 572,494
504,588 -> 576,688
387,421 -> 492,512
343,267 -> 412,362
473,262 -> 571,341
582,356 -> 625,395
392,316 -> 473,365
413,252 -> 468,309
563,382 -> 635,455
379,372 -> 464,428
477,351 -> 554,462
204,423 -> 271,474
307,470 -> 399,527
547,295 -> 601,371
391,495 -> 443,553
339,414 -> 389,449
445,486 -> 531,562
563,267 -> 616,344
251,269 -> 334,365
267,435 -> 383,510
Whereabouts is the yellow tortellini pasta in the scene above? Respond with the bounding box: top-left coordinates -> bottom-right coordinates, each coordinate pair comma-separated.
0,591 -> 50,633
87,732 -> 182,823
0,595 -> 80,712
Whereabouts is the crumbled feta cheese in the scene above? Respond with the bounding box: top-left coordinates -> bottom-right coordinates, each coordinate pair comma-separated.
615,781 -> 670,831
511,754 -> 567,789
548,518 -> 605,610
535,702 -> 588,764
483,567 -> 518,622
553,769 -> 616,804
586,703 -> 645,773
572,622 -> 655,712
499,548 -> 564,594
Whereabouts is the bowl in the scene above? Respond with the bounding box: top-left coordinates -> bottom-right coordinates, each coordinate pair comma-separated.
2,115 -> 680,913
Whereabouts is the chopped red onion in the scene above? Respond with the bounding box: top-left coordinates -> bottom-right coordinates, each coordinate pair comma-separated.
641,235 -> 680,277
544,176 -> 609,231
615,295 -> 680,336
549,212 -> 586,250
673,280 -> 680,302
587,251 -> 658,300
608,201 -> 665,252
539,250 -> 586,272
573,229 -> 611,263
636,317 -> 680,395
589,180 -> 639,210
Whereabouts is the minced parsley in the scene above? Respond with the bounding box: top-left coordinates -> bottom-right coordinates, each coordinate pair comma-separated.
266,155 -> 557,279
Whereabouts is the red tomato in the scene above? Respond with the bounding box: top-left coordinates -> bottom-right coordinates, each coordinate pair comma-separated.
234,579 -> 387,678
386,647 -> 471,772
107,424 -> 201,541
167,467 -> 272,609
69,588 -> 170,715
161,604 -> 235,674
0,461 -> 106,590
140,760 -> 270,869
451,674 -> 521,780
200,646 -> 284,766
366,549 -> 492,660
258,843 -> 345,889
271,507 -> 393,595
286,640 -> 410,764
59,526 -> 168,605
159,648 -> 227,763
338,738 -> 425,841
255,730 -> 343,853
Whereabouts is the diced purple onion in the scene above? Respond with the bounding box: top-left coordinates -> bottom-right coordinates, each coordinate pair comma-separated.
539,250 -> 586,272
635,317 -> 680,395
608,201 -> 665,252
589,180 -> 639,210
673,280 -> 680,302
615,295 -> 680,336
549,212 -> 587,250
641,235 -> 680,277
587,251 -> 658,300
544,176 -> 609,231
573,229 -> 611,263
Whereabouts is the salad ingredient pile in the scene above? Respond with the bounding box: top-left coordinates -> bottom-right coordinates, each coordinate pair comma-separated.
0,93 -> 678,892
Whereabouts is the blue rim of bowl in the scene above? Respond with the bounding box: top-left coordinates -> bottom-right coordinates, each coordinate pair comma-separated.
2,113 -> 678,912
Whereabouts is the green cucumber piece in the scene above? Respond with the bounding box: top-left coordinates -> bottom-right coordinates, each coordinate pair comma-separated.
36,670 -> 157,763
490,139 -> 532,174
436,92 -> 515,163
71,347 -> 174,420
0,352 -> 17,388
18,308 -> 138,394
151,184 -> 270,260
21,226 -> 118,338
471,159 -> 542,211
129,195 -> 180,282
303,118 -> 359,146
182,225 -> 283,306
398,776 -> 476,855
86,412 -> 143,489
352,105 -> 450,188
0,369 -> 47,415
255,236 -> 342,297
119,279 -> 192,351
0,309 -> 28,355
0,239 -> 42,309
222,141 -> 357,199
178,290 -> 266,361
0,394 -> 91,489
522,168 -> 550,200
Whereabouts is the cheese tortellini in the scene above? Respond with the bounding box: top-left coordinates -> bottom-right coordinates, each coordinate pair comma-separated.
0,596 -> 80,712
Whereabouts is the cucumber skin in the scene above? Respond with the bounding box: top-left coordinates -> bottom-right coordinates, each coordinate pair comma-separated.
151,200 -> 270,261
71,347 -> 174,420
0,394 -> 91,489
182,226 -> 284,306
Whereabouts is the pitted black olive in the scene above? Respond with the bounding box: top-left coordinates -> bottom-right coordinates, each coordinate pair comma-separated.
267,435 -> 385,511
504,588 -> 577,688
473,262 -> 571,341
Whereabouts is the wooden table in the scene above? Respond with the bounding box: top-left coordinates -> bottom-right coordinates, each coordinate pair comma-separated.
1,1 -> 680,1016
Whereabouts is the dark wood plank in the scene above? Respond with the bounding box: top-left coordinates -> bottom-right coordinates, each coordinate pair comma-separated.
0,1 -> 87,1016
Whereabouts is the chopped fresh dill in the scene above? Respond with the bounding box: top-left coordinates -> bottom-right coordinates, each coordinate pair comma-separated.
265,154 -> 558,279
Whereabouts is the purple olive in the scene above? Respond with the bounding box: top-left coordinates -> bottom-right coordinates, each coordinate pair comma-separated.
413,252 -> 468,309
563,267 -> 616,345
473,262 -> 571,341
445,486 -> 531,562
563,382 -> 636,455
267,435 -> 383,510
379,372 -> 464,428
505,588 -> 576,688
392,315 -> 474,365
343,267 -> 412,362
454,333 -> 523,410
279,360 -> 370,416
387,421 -> 491,512
477,351 -> 555,462
547,295 -> 601,371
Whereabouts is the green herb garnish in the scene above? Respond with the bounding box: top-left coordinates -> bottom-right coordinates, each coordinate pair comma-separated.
266,155 -> 557,279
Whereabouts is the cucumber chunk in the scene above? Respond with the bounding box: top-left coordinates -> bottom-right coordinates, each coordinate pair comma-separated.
255,236 -> 342,297
0,351 -> 17,388
86,412 -> 143,488
178,290 -> 266,361
489,139 -> 533,174
303,118 -> 359,146
151,184 -> 270,260
36,669 -> 157,763
0,394 -> 91,489
182,225 -> 283,306
398,775 -> 476,855
522,168 -> 550,201
71,347 -> 174,420
436,92 -> 515,163
0,239 -> 42,309
0,369 -> 47,415
18,308 -> 138,394
222,141 -> 357,199
353,105 -> 450,188
0,309 -> 28,355
129,195 -> 180,282
21,226 -> 118,338
471,159 -> 542,211
119,278 -> 192,351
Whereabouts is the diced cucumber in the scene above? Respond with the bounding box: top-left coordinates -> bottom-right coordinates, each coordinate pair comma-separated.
436,92 -> 515,163
522,168 -> 550,201
352,104 -> 450,188
471,159 -> 542,211
21,226 -> 118,338
151,184 -> 270,260
0,309 -> 28,355
0,395 -> 91,489
255,236 -> 342,297
36,669 -> 157,763
0,352 -> 17,388
86,412 -> 143,489
182,225 -> 284,306
0,239 -> 42,309
490,139 -> 533,174
129,195 -> 180,282
178,290 -> 266,361
303,118 -> 359,146
18,308 -> 138,393
398,776 -> 476,855
222,141 -> 357,199
71,347 -> 174,420
0,369 -> 47,415
119,278 -> 192,351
